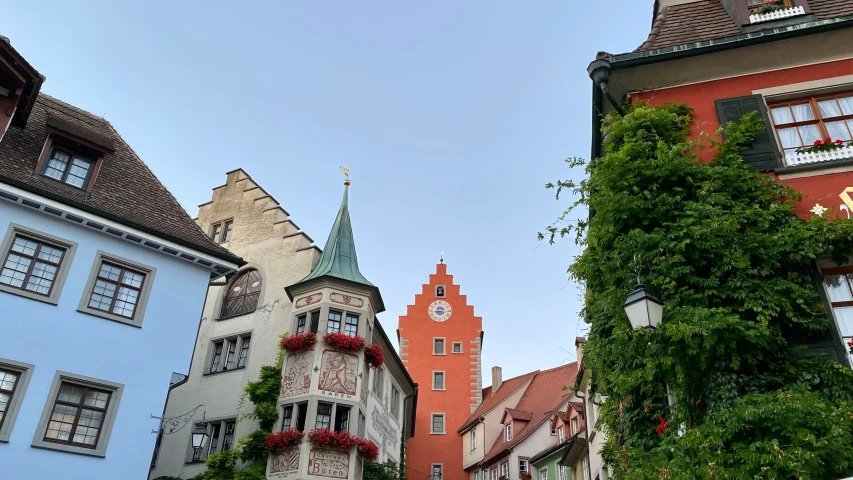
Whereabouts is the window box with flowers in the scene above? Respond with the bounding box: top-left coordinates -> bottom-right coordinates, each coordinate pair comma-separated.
323,332 -> 366,352
356,438 -> 379,461
280,332 -> 317,352
265,428 -> 305,451
307,429 -> 360,451
520,474 -> 532,480
364,344 -> 384,369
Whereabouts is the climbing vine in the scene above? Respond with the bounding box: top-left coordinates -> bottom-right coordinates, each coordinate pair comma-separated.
543,102 -> 853,478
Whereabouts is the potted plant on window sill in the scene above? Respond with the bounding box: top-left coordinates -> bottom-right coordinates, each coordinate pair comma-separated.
323,332 -> 366,352
280,332 -> 317,352
265,429 -> 304,451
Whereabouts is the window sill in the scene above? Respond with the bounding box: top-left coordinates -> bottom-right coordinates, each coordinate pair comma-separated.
776,156 -> 853,179
77,307 -> 142,328
217,311 -> 256,321
31,439 -> 107,458
430,431 -> 446,435
0,284 -> 60,305
203,367 -> 246,377
432,353 -> 447,356
432,388 -> 446,391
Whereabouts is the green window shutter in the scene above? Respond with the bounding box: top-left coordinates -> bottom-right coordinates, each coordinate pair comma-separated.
714,95 -> 782,171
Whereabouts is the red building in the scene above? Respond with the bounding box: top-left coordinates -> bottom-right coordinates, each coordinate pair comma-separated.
398,263 -> 484,480
587,0 -> 853,365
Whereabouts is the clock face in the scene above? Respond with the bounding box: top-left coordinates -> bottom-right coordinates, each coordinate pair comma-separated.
429,300 -> 452,322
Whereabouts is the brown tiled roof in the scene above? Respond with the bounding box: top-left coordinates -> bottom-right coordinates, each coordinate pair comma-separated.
554,411 -> 568,422
482,363 -> 579,466
503,408 -> 533,422
0,94 -> 240,263
637,1 -> 739,51
636,0 -> 853,52
457,370 -> 538,433
569,402 -> 584,413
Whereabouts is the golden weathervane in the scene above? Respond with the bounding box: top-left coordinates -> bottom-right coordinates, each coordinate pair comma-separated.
340,166 -> 350,186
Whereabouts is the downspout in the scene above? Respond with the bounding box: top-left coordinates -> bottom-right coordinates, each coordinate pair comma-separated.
587,57 -> 624,117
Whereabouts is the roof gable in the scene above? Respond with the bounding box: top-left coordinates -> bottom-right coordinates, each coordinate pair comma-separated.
458,370 -> 538,433
501,408 -> 533,423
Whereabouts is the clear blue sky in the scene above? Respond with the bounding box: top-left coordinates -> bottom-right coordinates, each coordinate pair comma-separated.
3,0 -> 650,379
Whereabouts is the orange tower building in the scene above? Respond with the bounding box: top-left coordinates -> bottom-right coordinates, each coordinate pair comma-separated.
398,262 -> 484,480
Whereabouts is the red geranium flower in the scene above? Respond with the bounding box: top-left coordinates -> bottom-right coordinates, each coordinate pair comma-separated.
323,332 -> 366,352
656,416 -> 669,435
307,429 -> 360,451
265,429 -> 304,451
814,140 -> 822,146
837,139 -> 845,145
281,332 -> 317,352
356,438 -> 379,461
824,137 -> 833,144
364,343 -> 385,369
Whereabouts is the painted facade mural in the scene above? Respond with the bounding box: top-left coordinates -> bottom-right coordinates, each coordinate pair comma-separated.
281,350 -> 314,398
330,292 -> 364,308
308,449 -> 350,479
296,292 -> 323,309
371,406 -> 397,454
268,448 -> 301,479
318,350 -> 358,398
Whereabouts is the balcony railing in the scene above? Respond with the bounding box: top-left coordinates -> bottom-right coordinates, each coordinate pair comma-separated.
749,5 -> 806,24
785,144 -> 853,167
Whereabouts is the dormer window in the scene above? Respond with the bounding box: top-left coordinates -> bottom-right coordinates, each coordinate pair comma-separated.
42,146 -> 95,190
558,425 -> 564,443
740,0 -> 810,25
746,0 -> 790,13
504,423 -> 512,442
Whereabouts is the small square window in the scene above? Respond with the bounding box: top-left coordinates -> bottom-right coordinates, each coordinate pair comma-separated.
32,371 -> 123,457
432,464 -> 443,480
452,342 -> 463,354
327,310 -> 342,334
77,251 -> 156,327
41,146 -> 96,190
344,313 -> 359,336
209,220 -> 234,244
391,386 -> 401,419
373,368 -> 384,397
316,402 -> 332,430
433,338 -> 446,355
431,414 -> 445,434
0,358 -> 35,443
0,224 -> 77,305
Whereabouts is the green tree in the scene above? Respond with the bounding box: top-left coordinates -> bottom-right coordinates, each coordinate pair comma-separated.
364,460 -> 401,480
543,103 -> 853,478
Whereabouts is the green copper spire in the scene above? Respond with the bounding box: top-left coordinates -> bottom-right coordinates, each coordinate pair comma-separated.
298,182 -> 374,287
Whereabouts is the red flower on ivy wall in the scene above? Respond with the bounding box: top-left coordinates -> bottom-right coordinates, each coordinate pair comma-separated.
323,333 -> 366,352
656,416 -> 669,435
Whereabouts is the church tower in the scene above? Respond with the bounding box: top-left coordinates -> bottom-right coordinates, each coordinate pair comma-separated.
399,263 -> 484,480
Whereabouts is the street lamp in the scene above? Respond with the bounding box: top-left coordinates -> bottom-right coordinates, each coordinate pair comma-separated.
191,423 -> 209,453
623,283 -> 663,330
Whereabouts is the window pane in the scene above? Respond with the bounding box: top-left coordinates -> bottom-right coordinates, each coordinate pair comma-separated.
44,150 -> 70,180
122,270 -> 144,288
113,287 -> 139,317
826,121 -> 852,141
344,314 -> 358,336
99,264 -> 122,281
1,254 -> 31,288
283,406 -> 293,429
238,338 -> 250,368
46,404 -> 78,441
57,384 -> 85,404
825,275 -> 853,302
223,422 -> 235,451
791,103 -> 814,122
224,341 -> 237,370
66,158 -> 91,188
0,392 -> 9,415
818,99 -> 843,118
84,390 -> 110,409
327,311 -> 342,333
833,306 -> 853,337
26,261 -> 57,294
296,315 -> 307,334
839,96 -> 853,115
38,245 -> 63,264
798,124 -> 821,145
89,279 -> 117,310
0,371 -> 18,391
73,409 -> 103,445
316,403 -> 332,430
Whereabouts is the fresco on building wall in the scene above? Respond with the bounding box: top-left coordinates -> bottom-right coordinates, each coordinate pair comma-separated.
296,293 -> 323,309
371,406 -> 397,453
268,448 -> 301,479
319,350 -> 358,397
308,448 -> 350,479
330,292 -> 364,308
281,350 -> 313,398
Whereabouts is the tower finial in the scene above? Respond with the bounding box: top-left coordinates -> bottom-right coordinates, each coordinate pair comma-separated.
440,250 -> 444,264
340,166 -> 351,186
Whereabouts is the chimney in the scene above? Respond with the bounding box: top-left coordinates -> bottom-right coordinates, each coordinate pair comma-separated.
492,366 -> 503,393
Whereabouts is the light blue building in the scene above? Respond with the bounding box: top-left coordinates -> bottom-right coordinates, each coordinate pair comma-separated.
0,36 -> 242,479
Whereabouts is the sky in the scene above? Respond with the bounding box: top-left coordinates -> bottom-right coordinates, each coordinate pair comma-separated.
2,0 -> 651,379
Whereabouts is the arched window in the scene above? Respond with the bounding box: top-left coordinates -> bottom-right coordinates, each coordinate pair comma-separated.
220,269 -> 262,319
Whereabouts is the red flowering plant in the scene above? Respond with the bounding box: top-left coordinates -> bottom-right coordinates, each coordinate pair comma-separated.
356,438 -> 379,461
656,416 -> 669,435
264,428 -> 304,451
847,340 -> 853,355
323,332 -> 366,352
520,474 -> 532,480
796,137 -> 853,154
364,344 -> 385,369
307,429 -> 360,451
280,332 -> 317,352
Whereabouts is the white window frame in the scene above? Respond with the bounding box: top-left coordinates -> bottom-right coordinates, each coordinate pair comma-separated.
433,337 -> 446,355
432,463 -> 444,480
571,417 -> 579,436
519,459 -> 529,475
31,371 -> 124,457
558,425 -> 564,443
550,426 -> 556,436
491,469 -> 498,480
539,468 -> 547,480
432,370 -> 446,391
452,342 -> 463,354
391,385 -> 401,419
500,461 -> 509,479
470,428 -> 477,451
372,367 -> 385,397
206,331 -> 252,374
430,413 -> 446,435
0,357 -> 35,442
77,250 -> 157,327
505,422 -> 512,442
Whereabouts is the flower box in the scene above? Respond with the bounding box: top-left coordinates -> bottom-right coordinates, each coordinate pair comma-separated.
281,332 -> 317,352
364,344 -> 384,369
749,5 -> 805,24
356,438 -> 379,461
323,332 -> 366,352
265,429 -> 304,451
307,429 -> 360,451
789,140 -> 853,166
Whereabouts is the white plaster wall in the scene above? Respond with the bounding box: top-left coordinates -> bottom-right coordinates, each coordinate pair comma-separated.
511,399 -> 570,479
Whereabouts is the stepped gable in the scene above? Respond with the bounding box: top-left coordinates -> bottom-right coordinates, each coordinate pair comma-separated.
196,168 -> 319,254
481,363 -> 579,465
0,94 -> 239,263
